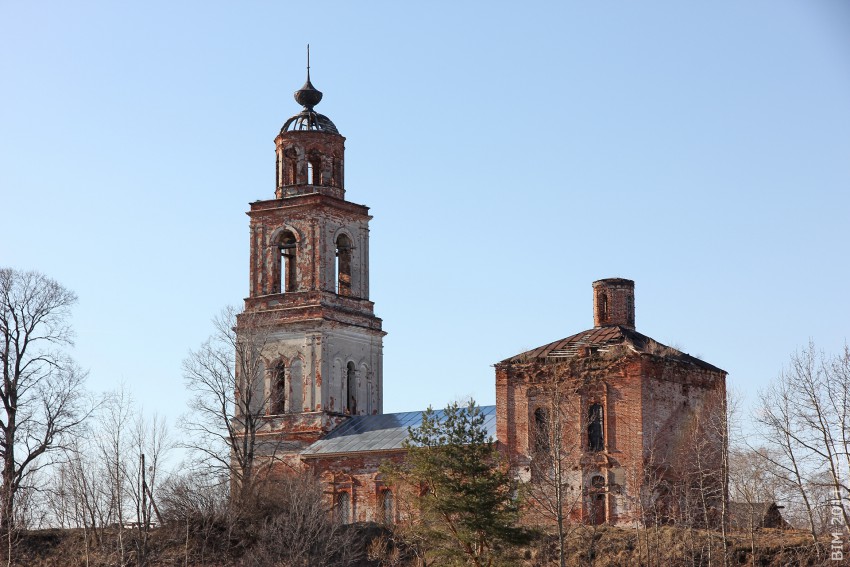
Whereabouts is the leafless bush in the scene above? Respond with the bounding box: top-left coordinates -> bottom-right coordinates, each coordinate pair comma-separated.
241,475 -> 363,567
160,472 -> 362,567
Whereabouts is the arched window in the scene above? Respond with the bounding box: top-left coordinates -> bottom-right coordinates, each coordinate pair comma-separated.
533,408 -> 550,455
335,234 -> 352,296
335,491 -> 351,524
346,362 -> 356,415
588,403 -> 604,452
307,156 -> 322,185
277,231 -> 297,293
289,358 -> 303,413
272,363 -> 286,415
380,489 -> 394,524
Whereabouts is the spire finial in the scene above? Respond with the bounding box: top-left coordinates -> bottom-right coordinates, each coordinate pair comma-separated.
294,45 -> 323,110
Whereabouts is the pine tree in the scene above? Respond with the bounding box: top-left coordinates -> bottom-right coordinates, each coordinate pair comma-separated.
391,400 -> 531,566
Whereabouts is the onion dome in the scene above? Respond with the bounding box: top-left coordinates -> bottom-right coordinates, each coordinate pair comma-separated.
281,48 -> 339,134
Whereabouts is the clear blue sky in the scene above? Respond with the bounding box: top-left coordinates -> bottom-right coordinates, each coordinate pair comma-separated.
2,1 -> 849,429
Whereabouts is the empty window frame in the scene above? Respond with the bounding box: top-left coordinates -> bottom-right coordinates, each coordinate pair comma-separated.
588,403 -> 604,452
278,231 -> 297,293
272,363 -> 286,415
335,234 -> 352,296
533,407 -> 550,455
346,362 -> 357,415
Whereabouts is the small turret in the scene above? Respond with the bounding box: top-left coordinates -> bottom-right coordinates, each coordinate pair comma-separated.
592,278 -> 635,329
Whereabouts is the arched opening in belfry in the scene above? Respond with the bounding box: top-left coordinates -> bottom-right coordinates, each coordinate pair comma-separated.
588,403 -> 604,452
272,363 -> 286,415
277,231 -> 298,293
335,234 -> 352,296
307,155 -> 322,185
346,361 -> 356,415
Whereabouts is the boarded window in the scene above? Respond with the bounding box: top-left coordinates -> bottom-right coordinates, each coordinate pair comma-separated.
289,359 -> 303,413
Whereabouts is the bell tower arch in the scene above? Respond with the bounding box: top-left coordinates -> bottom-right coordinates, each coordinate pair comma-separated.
236,52 -> 384,451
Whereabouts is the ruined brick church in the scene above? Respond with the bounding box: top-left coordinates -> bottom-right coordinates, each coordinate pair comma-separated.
234,68 -> 727,526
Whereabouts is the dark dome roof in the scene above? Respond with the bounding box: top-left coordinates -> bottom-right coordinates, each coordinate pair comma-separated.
280,110 -> 339,134
280,64 -> 339,135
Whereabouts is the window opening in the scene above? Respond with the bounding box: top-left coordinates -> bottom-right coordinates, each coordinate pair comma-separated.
381,489 -> 394,524
588,403 -> 604,452
272,363 -> 286,415
336,491 -> 351,524
533,408 -> 550,455
278,231 -> 297,293
335,234 -> 352,296
346,362 -> 356,415
307,157 -> 322,185
600,293 -> 608,322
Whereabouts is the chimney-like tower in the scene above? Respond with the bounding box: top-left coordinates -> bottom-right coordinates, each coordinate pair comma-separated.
593,278 -> 635,329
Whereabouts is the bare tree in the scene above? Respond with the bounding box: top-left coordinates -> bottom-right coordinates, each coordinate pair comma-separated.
525,376 -> 583,567
755,371 -> 819,542
128,411 -> 171,566
97,386 -> 134,565
753,342 -> 850,546
0,268 -> 88,549
180,306 -> 276,506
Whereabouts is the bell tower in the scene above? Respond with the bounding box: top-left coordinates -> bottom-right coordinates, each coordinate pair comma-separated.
236,53 -> 384,450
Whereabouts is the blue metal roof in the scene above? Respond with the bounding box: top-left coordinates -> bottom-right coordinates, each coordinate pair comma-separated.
302,405 -> 497,456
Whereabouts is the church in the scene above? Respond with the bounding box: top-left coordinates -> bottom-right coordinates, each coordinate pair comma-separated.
233,67 -> 727,526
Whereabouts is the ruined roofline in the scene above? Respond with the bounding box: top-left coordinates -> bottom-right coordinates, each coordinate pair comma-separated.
498,325 -> 726,374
